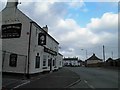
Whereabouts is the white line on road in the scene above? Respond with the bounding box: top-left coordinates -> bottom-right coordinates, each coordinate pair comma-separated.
84,80 -> 95,89
65,79 -> 81,88
11,80 -> 30,90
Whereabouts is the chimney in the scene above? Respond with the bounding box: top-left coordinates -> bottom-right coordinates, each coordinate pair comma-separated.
93,53 -> 95,56
6,0 -> 18,8
42,25 -> 48,32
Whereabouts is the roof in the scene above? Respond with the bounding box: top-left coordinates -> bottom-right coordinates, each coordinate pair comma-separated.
86,53 -> 102,61
31,21 -> 59,44
106,58 -> 113,62
58,53 -> 63,56
78,60 -> 83,62
115,58 -> 120,61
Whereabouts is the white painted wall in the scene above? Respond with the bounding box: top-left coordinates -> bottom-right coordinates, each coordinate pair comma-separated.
1,1 -> 59,74
29,24 -> 44,74
57,53 -> 63,69
44,32 -> 59,71
0,40 -> 2,90
1,6 -> 32,73
63,60 -> 80,66
2,8 -> 31,55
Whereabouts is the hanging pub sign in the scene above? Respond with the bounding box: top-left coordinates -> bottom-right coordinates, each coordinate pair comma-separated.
1,23 -> 22,38
38,33 -> 46,45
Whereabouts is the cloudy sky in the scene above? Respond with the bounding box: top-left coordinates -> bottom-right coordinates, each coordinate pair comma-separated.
0,0 -> 119,60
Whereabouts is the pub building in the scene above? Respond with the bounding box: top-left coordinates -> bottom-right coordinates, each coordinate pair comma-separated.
0,0 -> 63,77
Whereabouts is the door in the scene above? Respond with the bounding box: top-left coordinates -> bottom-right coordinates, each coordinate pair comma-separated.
50,58 -> 52,71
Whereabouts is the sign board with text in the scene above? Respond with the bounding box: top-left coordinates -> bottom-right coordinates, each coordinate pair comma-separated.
1,23 -> 22,38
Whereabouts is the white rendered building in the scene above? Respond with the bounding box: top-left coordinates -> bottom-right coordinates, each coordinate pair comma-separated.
1,0 -> 61,76
63,57 -> 80,67
57,53 -> 63,68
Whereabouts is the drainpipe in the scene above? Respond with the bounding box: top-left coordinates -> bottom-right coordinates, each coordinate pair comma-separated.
27,22 -> 32,79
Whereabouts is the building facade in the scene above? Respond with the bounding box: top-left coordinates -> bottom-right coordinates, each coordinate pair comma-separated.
1,0 -> 63,75
85,53 -> 103,67
57,53 -> 63,69
0,41 -> 1,90
63,57 -> 81,67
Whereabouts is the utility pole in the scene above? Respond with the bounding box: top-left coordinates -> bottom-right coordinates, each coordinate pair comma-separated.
103,45 -> 105,62
86,50 -> 87,59
81,49 -> 87,60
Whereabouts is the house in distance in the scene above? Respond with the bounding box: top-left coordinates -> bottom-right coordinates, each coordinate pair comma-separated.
85,53 -> 103,67
1,0 -> 63,77
63,57 -> 82,67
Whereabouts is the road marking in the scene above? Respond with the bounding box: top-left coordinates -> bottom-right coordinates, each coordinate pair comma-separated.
65,79 -> 81,88
11,80 -> 30,90
84,80 -> 95,89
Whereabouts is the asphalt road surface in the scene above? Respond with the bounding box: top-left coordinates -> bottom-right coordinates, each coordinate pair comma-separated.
66,66 -> 119,89
11,68 -> 80,89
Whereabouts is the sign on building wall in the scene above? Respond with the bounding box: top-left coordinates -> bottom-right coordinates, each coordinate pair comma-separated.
44,47 -> 57,56
38,33 -> 46,45
1,23 -> 22,38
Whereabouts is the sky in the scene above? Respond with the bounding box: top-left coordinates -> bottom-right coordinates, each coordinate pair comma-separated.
0,0 -> 119,60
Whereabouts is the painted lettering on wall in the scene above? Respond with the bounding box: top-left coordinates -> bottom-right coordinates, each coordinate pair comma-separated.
1,23 -> 22,38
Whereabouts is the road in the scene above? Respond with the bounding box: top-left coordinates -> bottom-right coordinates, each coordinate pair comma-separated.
9,68 -> 80,89
66,66 -> 119,89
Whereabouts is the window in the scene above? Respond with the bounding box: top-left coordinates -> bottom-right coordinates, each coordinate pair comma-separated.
35,53 -> 40,68
53,60 -> 55,66
43,55 -> 47,66
59,61 -> 61,66
9,53 -> 17,67
48,59 -> 51,66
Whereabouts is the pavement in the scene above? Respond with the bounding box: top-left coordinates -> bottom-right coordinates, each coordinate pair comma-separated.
2,68 -> 80,89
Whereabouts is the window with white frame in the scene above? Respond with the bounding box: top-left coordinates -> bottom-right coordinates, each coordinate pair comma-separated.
35,53 -> 40,68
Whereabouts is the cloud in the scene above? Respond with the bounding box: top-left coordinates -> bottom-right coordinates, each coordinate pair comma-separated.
87,12 -> 118,33
68,0 -> 85,8
52,12 -> 118,59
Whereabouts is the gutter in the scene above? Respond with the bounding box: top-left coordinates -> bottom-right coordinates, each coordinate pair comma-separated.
27,21 -> 33,79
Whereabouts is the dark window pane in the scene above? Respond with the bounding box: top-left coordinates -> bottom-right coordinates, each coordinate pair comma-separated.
9,54 -> 17,67
35,56 -> 40,68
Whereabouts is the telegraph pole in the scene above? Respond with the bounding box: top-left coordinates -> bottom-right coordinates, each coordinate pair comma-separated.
86,50 -> 87,59
103,45 -> 105,62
